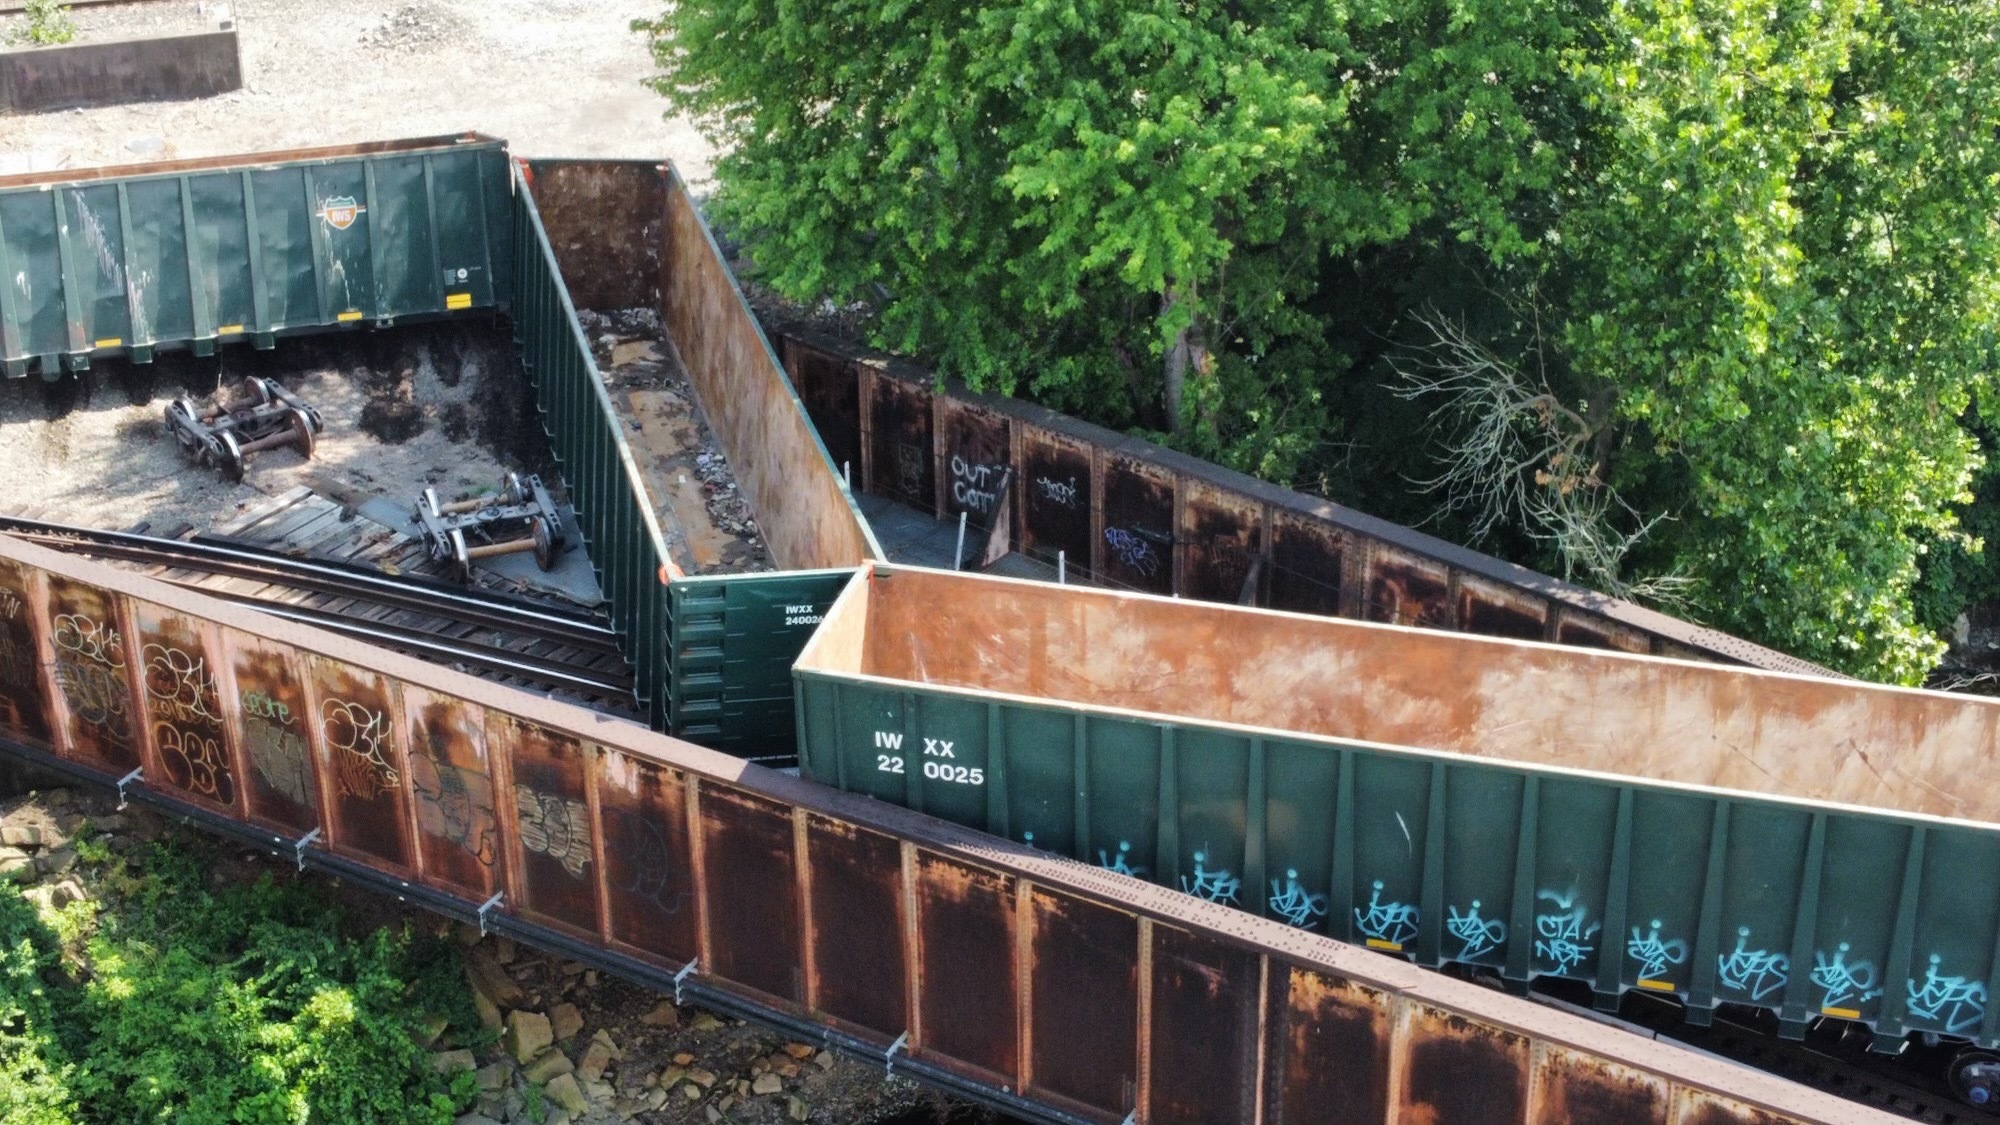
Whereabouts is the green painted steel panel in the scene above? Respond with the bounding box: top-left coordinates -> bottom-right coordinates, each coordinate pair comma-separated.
797,659 -> 2000,1050
0,135 -> 510,375
668,571 -> 851,757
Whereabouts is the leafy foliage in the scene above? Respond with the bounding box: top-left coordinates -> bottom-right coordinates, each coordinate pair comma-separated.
7,0 -> 77,47
0,840 -> 479,1124
639,0 -> 2000,680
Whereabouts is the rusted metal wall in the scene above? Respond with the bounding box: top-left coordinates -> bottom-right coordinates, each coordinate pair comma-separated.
0,536 -> 1874,1125
521,160 -> 664,311
658,171 -> 879,572
1,26 -> 241,114
773,328 -> 1821,677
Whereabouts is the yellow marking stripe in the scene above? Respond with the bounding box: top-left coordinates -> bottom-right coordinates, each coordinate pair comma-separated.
1822,1006 -> 1861,1019
1636,978 -> 1676,992
337,310 -> 364,323
93,338 -> 122,348
445,292 -> 472,310
1364,939 -> 1403,952
217,324 -> 245,335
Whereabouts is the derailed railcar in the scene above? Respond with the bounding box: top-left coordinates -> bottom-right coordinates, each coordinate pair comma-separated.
793,563 -> 2000,1099
0,134 -> 513,376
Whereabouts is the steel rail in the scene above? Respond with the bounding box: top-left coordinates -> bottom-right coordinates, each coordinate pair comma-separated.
0,516 -> 622,654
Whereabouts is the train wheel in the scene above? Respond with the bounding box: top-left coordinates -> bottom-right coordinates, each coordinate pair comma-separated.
287,407 -> 316,460
531,516 -> 556,572
449,529 -> 471,582
1951,1048 -> 2000,1106
422,487 -> 443,520
218,431 -> 245,483
505,471 -> 528,507
248,376 -> 275,406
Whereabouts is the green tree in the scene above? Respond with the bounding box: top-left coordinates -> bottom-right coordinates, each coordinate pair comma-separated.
638,0 -> 2000,681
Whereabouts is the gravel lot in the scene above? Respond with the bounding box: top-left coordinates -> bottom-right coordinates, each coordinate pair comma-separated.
0,0 -> 715,176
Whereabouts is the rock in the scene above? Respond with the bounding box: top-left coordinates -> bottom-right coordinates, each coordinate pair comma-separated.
583,970 -> 598,988
577,1039 -> 613,1082
455,923 -> 484,947
544,1072 -> 588,1116
656,1065 -> 686,1090
93,813 -> 127,832
703,1107 -> 721,1124
492,935 -> 516,964
751,1073 -> 783,1096
788,1096 -> 810,1122
0,854 -> 31,882
639,1000 -> 679,1027
453,1114 -> 503,1125
645,1088 -> 669,1110
782,1042 -> 815,1060
1,825 -> 44,848
589,1028 -> 622,1060
505,1010 -> 553,1063
583,1077 -> 614,1101
469,982 -> 502,1032
418,1013 -> 449,1046
814,1050 -> 835,1070
689,1012 -> 723,1031
687,1068 -> 716,1089
549,1000 -> 583,1041
523,1048 -> 573,1084
431,1049 -> 476,1074
475,1060 -> 514,1091
681,1083 -> 702,1102
672,1052 -> 695,1066
559,960 -> 584,978
542,1110 -> 572,1125
467,949 -> 526,1009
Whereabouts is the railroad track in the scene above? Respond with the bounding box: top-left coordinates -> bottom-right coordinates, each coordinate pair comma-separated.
0,516 -> 638,716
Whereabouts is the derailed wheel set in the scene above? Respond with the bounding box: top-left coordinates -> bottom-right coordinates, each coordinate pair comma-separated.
0,137 -> 1966,1122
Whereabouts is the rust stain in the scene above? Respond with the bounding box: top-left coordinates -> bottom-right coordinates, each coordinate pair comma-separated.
228,638 -> 320,835
597,748 -> 699,965
697,784 -> 802,1001
1672,1089 -> 1793,1125
307,657 -> 410,871
1457,576 -> 1547,642
1020,427 -> 1093,573
804,814 -> 907,1037
1147,924 -> 1257,1123
915,851 -> 1017,1080
131,603 -> 236,811
495,716 -> 599,931
1269,512 -> 1345,616
1363,550 -> 1451,629
1534,1045 -> 1667,1124
44,575 -> 137,770
1403,1006 -> 1528,1125
1271,965 -> 1390,1125
0,555 -> 53,752
1028,889 -> 1137,1116
404,686 -> 499,898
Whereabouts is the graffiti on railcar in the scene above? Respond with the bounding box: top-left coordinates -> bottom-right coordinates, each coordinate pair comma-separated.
1354,880 -> 1419,951
1181,482 -> 1260,604
309,660 -> 411,869
1907,954 -> 1987,1034
1534,888 -> 1600,974
1626,920 -> 1689,984
1020,428 -> 1092,570
1180,848 -> 1241,905
133,606 -> 235,808
1096,839 -> 1145,877
1809,943 -> 1882,1014
45,577 -> 137,770
0,557 -> 52,750
231,641 -> 319,833
1447,900 -> 1508,959
1268,868 -> 1328,929
1716,927 -> 1789,1002
868,376 -> 933,510
405,687 -> 500,897
497,717 -> 599,928
942,399 -> 1011,522
1101,453 -> 1174,594
597,749 -> 699,964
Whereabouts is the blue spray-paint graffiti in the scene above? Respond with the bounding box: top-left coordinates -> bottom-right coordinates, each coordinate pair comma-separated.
1907,954 -> 1988,1034
1354,880 -> 1419,948
1534,889 -> 1600,973
1809,943 -> 1882,1011
1181,849 -> 1241,905
1716,927 -> 1789,1001
1268,868 -> 1327,929
1446,900 -> 1507,959
1626,919 -> 1688,980
1096,839 -> 1146,878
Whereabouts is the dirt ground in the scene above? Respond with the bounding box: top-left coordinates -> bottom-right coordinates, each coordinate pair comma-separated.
0,0 -> 715,176
0,321 -> 550,535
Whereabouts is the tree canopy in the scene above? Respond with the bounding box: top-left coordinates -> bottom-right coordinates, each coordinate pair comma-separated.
638,0 -> 2000,682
